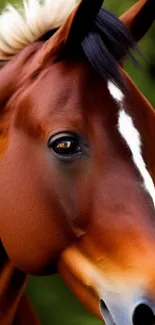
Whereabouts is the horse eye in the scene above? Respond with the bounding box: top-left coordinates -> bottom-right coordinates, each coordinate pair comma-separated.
48,133 -> 81,156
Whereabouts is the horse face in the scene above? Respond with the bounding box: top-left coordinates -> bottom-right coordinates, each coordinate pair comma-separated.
1,54 -> 155,324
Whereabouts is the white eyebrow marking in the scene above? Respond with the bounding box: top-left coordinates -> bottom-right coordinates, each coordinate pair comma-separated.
107,80 -> 155,207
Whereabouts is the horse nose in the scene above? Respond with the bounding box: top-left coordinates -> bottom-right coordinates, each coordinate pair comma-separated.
133,301 -> 155,325
100,297 -> 155,325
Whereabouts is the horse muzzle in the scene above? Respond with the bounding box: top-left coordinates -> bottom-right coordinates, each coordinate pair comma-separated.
58,245 -> 155,325
100,294 -> 155,325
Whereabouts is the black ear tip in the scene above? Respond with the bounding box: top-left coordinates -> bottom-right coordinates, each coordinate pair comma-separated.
78,0 -> 104,15
67,0 -> 104,42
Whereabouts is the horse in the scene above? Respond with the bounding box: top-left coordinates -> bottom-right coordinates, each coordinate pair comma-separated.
0,0 -> 155,324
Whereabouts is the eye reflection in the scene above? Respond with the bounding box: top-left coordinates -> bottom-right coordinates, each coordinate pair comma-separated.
57,141 -> 73,149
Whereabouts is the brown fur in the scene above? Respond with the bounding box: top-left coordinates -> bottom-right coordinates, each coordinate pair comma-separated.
0,1 -> 154,324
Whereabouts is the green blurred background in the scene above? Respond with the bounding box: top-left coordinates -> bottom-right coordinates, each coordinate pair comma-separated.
0,0 -> 154,324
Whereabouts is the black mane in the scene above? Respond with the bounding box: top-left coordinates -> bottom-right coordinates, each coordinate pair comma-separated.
81,8 -> 136,91
41,7 -> 137,91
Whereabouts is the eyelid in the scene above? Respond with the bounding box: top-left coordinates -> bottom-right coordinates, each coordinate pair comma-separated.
47,131 -> 78,147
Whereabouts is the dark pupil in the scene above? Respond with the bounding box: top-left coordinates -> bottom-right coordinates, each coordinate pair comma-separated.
52,137 -> 79,155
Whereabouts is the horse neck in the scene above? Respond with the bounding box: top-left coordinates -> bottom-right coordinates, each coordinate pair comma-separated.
0,241 -> 27,324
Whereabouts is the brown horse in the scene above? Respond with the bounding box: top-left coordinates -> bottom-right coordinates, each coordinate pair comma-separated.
0,0 -> 155,324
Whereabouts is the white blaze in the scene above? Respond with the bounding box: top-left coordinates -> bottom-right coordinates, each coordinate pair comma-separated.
108,81 -> 155,207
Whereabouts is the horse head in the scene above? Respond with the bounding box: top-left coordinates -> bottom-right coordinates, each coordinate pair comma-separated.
0,1 -> 155,325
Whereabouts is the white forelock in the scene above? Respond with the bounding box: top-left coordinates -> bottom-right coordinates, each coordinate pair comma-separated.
0,0 -> 77,60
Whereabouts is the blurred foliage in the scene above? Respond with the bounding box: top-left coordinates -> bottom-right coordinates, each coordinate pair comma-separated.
0,0 -> 154,324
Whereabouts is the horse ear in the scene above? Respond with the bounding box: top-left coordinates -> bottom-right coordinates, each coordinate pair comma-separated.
120,0 -> 155,42
39,0 -> 103,64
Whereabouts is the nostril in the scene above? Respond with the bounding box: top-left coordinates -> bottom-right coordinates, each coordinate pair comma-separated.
100,299 -> 109,313
100,300 -> 116,325
133,304 -> 155,325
